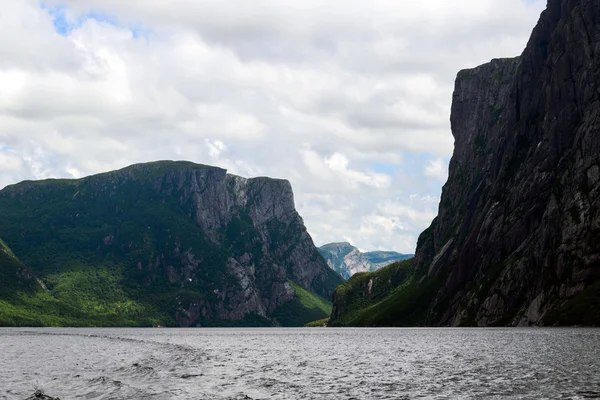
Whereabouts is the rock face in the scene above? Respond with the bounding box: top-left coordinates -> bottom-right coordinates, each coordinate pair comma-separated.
0,161 -> 342,327
330,0 -> 600,327
415,0 -> 600,326
318,242 -> 412,279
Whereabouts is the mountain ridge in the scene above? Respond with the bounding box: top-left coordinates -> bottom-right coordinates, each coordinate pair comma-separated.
0,160 -> 343,327
318,242 -> 412,279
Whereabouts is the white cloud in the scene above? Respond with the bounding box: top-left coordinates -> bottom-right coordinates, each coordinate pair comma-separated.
205,139 -> 227,158
0,0 -> 545,253
324,152 -> 391,189
424,158 -> 449,181
0,151 -> 22,171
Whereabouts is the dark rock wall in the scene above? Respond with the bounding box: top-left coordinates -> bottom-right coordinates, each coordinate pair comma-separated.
415,0 -> 600,326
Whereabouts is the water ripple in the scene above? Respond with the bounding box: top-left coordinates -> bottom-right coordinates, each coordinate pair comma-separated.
1,328 -> 600,399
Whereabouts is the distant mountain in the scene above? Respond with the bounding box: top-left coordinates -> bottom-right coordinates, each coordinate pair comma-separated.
318,242 -> 413,280
0,161 -> 343,327
364,251 -> 414,269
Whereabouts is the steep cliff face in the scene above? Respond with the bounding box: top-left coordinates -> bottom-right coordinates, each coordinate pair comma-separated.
415,0 -> 600,326
318,242 -> 412,279
331,0 -> 600,327
0,161 -> 342,327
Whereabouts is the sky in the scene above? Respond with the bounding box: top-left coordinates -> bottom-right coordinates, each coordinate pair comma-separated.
0,0 -> 546,253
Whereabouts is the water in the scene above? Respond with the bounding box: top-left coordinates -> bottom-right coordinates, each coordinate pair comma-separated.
1,328 -> 600,400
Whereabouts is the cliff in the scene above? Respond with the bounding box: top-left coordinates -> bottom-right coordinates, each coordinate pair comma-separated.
331,0 -> 600,327
318,242 -> 412,279
0,161 -> 342,327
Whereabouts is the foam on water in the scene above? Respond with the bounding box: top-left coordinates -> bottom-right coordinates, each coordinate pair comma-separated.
1,328 -> 600,399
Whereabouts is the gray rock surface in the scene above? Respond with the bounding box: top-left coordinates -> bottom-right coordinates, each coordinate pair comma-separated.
0,161 -> 342,326
113,163 -> 342,326
318,242 -> 412,279
414,0 -> 600,326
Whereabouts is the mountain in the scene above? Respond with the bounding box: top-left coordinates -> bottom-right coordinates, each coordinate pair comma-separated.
330,0 -> 600,327
318,242 -> 412,279
0,238 -> 41,299
364,250 -> 414,269
0,161 -> 343,327
0,238 -> 82,327
329,259 -> 426,327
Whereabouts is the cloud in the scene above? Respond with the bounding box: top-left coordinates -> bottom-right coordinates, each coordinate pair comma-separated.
324,152 -> 391,189
424,158 -> 449,181
0,154 -> 20,170
205,139 -> 226,158
0,0 -> 545,253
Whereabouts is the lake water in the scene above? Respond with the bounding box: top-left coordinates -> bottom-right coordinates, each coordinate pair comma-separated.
1,328 -> 600,399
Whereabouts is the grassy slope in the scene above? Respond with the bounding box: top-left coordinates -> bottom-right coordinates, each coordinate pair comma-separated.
0,170 -> 223,327
329,259 -> 439,327
305,318 -> 329,327
0,239 -> 73,326
0,250 -> 172,327
272,281 -> 333,327
0,238 -> 40,298
0,162 -> 338,327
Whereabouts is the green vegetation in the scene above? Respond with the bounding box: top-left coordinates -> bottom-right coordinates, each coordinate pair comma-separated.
272,281 -> 333,327
0,254 -> 172,327
305,317 -> 329,327
0,237 -> 16,258
0,161 -> 340,327
329,259 -> 439,327
0,239 -> 40,299
0,163 -> 226,327
314,265 -> 346,298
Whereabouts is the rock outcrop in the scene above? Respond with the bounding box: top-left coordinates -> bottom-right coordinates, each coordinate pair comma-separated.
25,390 -> 60,400
0,161 -> 342,327
331,0 -> 600,327
318,242 -> 412,279
416,0 -> 600,326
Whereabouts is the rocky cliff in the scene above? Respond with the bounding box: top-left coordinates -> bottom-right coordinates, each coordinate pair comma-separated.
331,0 -> 600,327
318,242 -> 412,279
0,161 -> 342,327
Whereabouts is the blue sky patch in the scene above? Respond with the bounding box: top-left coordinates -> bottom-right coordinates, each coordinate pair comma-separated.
40,2 -> 150,39
371,163 -> 396,175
